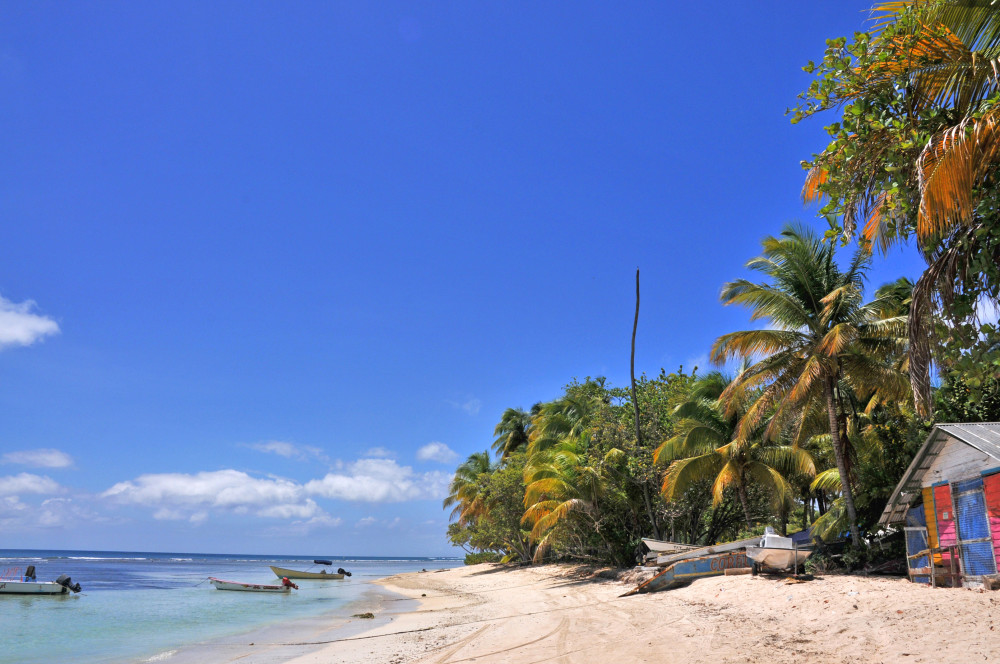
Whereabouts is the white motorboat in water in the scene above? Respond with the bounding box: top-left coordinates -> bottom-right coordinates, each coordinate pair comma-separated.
209,577 -> 298,593
0,566 -> 82,595
745,527 -> 812,572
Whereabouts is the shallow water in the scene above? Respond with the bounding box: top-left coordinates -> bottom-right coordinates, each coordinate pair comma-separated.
0,549 -> 460,664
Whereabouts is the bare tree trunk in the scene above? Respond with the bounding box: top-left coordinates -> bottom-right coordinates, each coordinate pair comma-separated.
824,377 -> 860,546
630,268 -> 661,539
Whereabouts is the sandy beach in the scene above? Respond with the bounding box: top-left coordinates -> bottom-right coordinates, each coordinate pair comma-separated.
253,563 -> 1000,664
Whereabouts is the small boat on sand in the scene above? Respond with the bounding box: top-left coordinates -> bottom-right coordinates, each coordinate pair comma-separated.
745,527 -> 812,572
270,560 -> 351,580
209,577 -> 298,593
0,566 -> 82,596
641,539 -> 701,555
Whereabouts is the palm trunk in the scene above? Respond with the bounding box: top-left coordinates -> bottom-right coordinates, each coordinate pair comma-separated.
736,482 -> 752,530
824,377 -> 860,546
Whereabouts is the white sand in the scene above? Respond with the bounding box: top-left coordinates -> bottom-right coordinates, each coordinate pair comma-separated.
207,564 -> 1000,663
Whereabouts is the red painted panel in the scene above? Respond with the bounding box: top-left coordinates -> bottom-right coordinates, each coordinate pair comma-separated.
935,484 -> 957,546
982,473 -> 1000,565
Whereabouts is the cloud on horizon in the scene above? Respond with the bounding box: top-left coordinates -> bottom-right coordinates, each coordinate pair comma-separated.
101,469 -> 324,523
305,458 -> 449,503
2,448 -> 74,468
0,472 -> 63,496
100,457 -> 449,525
0,295 -> 59,349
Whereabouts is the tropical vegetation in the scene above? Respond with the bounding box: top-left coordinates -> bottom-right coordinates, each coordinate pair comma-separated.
446,0 -> 1000,567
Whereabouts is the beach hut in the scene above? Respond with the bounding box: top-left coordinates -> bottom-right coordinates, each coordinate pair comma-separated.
880,423 -> 1000,587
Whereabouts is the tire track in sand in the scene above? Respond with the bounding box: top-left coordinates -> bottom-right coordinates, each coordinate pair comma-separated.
438,617 -> 570,664
432,625 -> 492,664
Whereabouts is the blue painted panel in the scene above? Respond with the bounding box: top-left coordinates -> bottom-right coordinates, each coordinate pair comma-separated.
905,528 -> 930,584
954,488 -> 997,576
906,505 -> 927,528
963,541 -> 996,577
954,478 -> 984,494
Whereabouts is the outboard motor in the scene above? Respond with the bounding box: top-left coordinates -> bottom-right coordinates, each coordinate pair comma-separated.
55,575 -> 82,593
337,567 -> 352,577
24,565 -> 36,581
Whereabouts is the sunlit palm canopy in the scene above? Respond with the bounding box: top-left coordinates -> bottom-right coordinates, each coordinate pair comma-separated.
442,451 -> 496,524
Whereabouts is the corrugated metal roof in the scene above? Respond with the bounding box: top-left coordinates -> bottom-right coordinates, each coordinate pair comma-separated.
936,422 -> 1000,460
879,423 -> 1000,526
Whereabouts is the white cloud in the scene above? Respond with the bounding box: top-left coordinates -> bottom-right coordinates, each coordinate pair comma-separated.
363,447 -> 396,459
305,458 -> 449,503
0,473 -> 62,496
2,449 -> 74,468
0,494 -> 101,529
416,441 -> 458,464
101,469 -> 323,522
448,396 -> 482,416
356,516 -> 377,527
0,295 -> 59,349
245,441 -> 329,464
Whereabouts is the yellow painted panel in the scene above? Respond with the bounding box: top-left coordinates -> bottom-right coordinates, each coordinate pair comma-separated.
922,486 -> 942,565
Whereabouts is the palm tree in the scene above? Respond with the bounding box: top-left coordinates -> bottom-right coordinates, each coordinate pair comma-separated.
526,385 -> 603,456
491,407 -> 534,460
443,451 -> 495,524
654,370 -> 815,530
711,225 -> 908,545
800,1 -> 1000,415
521,437 -> 624,561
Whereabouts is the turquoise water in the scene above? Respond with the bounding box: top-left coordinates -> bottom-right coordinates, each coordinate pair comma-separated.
0,550 -> 460,664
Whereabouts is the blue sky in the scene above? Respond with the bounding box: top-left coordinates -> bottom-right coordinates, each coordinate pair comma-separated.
0,2 -> 925,556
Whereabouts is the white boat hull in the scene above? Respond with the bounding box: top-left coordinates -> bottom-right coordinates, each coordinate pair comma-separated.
269,565 -> 344,580
209,577 -> 292,593
745,546 -> 812,571
0,580 -> 70,595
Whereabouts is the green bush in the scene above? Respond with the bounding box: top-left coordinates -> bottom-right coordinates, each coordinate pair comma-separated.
464,552 -> 502,565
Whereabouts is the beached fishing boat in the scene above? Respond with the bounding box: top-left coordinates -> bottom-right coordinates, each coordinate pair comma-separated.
209,577 -> 298,593
640,539 -> 701,555
623,548 -> 753,595
269,560 -> 351,580
745,527 -> 812,572
623,536 -> 761,595
0,566 -> 82,595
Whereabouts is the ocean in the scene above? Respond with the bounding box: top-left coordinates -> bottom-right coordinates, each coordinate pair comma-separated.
0,549 -> 461,664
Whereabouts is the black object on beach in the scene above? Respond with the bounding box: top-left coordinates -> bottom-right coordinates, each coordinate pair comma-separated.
313,559 -> 333,566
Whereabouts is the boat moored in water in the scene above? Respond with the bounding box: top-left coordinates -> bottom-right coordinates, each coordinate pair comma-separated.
0,566 -> 82,596
209,577 -> 298,593
269,560 -> 352,580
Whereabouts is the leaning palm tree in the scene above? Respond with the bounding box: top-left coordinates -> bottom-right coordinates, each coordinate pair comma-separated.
443,451 -> 495,524
711,225 -> 908,545
655,370 -> 815,530
521,436 -> 624,561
